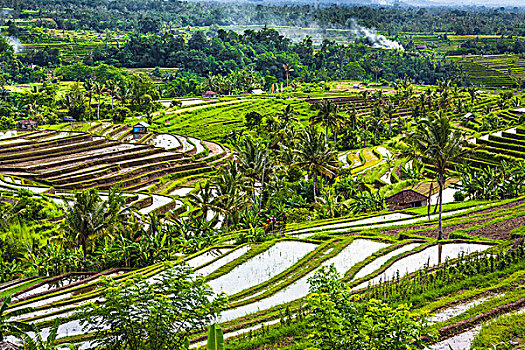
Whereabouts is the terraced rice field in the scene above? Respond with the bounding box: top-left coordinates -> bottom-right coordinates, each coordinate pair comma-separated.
451,55 -> 524,88
0,129 -> 229,194
0,233 -> 497,348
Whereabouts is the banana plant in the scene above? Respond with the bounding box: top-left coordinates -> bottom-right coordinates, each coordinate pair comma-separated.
206,324 -> 224,350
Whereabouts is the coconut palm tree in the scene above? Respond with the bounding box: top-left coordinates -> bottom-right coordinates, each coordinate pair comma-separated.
282,64 -> 294,90
384,102 -> 395,137
402,112 -> 468,240
61,189 -> 111,263
116,83 -> 132,106
371,66 -> 383,83
83,78 -> 95,120
187,181 -> 221,221
105,79 -> 119,110
237,136 -> 271,198
310,99 -> 346,143
0,296 -> 34,346
212,161 -> 250,229
94,82 -> 105,120
293,125 -> 339,198
465,86 -> 478,104
277,104 -> 298,124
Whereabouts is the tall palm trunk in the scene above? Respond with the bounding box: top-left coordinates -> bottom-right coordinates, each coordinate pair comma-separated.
438,173 -> 444,240
88,94 -> 92,120
97,91 -> 101,120
312,172 -> 317,199
81,233 -> 87,264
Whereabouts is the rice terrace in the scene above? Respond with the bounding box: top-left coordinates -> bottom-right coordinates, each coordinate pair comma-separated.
3,1 -> 525,349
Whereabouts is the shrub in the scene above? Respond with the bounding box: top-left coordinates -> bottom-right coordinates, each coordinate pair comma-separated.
285,207 -> 315,223
453,191 -> 466,202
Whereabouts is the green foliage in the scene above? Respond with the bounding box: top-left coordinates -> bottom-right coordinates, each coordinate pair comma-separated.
471,312 -> 525,350
0,296 -> 35,343
81,264 -> 227,350
306,265 -> 435,349
22,320 -> 75,350
206,324 -> 224,350
456,161 -> 525,200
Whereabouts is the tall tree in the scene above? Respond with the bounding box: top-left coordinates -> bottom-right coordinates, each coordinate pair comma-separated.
310,99 -> 345,143
282,64 -> 294,90
94,82 -> 105,120
61,189 -> 111,262
402,113 -> 468,240
83,78 -> 95,120
294,125 -> 339,198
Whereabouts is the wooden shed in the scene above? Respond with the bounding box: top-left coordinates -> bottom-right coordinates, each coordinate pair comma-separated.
132,121 -> 150,139
16,119 -> 37,130
385,189 -> 428,211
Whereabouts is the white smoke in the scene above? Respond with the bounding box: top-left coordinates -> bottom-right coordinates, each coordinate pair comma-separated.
6,36 -> 23,53
346,19 -> 404,51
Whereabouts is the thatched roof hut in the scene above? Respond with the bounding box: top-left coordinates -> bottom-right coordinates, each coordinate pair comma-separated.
385,189 -> 428,210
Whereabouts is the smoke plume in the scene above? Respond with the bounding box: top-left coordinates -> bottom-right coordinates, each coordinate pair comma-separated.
346,19 -> 404,51
6,36 -> 23,53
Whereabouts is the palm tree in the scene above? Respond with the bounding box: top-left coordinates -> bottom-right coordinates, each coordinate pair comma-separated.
61,189 -> 111,263
293,125 -> 339,198
278,104 -> 298,124
310,99 -> 346,143
237,136 -> 271,199
94,82 -> 105,120
187,181 -> 221,220
83,78 -> 95,120
106,79 -> 119,110
384,102 -> 395,137
0,296 -> 35,346
371,66 -> 383,83
212,161 -> 250,229
402,112 -> 468,240
282,64 -> 294,91
116,83 -> 132,105
465,86 -> 478,104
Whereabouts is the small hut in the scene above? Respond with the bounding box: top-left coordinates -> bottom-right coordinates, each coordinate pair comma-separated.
132,121 -> 150,139
385,189 -> 428,211
202,91 -> 218,98
463,112 -> 476,122
16,119 -> 37,130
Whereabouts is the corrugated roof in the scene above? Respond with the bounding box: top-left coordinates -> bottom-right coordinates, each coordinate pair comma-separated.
134,121 -> 150,128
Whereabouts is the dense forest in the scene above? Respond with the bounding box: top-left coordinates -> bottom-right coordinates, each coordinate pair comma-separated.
2,0 -> 525,35
89,29 -> 460,84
